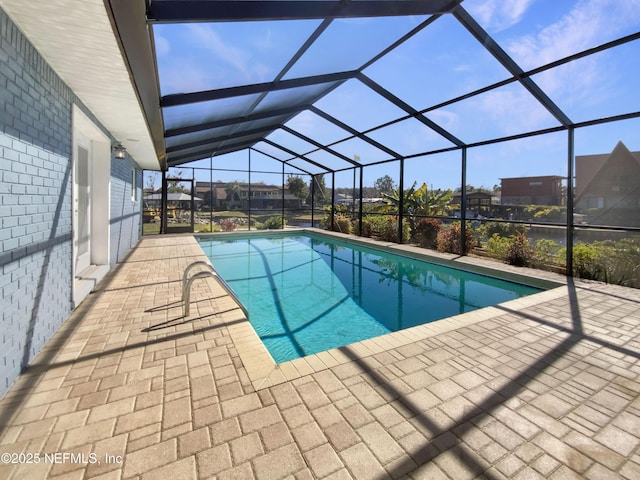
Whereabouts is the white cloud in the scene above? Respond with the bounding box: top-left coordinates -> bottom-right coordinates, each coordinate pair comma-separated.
285,110 -> 320,134
478,88 -> 553,130
453,64 -> 472,73
158,24 -> 277,93
186,24 -> 252,77
159,57 -> 213,95
427,84 -> 561,142
427,109 -> 459,130
252,27 -> 275,51
502,0 -> 640,118
507,0 -> 640,70
154,34 -> 170,56
465,0 -> 535,32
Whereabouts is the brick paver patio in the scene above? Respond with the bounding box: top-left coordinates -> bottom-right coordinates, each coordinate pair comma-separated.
1,233 -> 640,479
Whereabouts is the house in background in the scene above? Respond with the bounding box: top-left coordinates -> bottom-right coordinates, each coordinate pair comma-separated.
336,193 -> 353,206
193,183 -> 234,209
451,191 -> 495,217
0,3 -> 159,397
195,181 -> 301,210
144,192 -> 203,211
575,141 -> 640,226
500,175 -> 564,206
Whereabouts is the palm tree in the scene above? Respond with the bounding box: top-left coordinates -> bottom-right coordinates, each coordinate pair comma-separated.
377,182 -> 416,215
411,183 -> 453,217
377,182 -> 453,233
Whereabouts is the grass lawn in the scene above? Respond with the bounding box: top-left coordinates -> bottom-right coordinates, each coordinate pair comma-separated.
143,223 -> 161,235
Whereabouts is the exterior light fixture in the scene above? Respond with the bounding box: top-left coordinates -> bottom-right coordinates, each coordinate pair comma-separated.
113,142 -> 127,160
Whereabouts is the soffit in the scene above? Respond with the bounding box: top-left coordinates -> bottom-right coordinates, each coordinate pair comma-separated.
0,0 -> 160,170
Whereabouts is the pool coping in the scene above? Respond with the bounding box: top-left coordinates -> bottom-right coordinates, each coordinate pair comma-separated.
196,228 -> 569,390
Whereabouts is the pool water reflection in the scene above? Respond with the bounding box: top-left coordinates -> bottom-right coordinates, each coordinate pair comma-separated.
198,233 -> 541,363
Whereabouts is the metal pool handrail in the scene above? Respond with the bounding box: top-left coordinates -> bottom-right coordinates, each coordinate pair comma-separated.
182,261 -> 249,319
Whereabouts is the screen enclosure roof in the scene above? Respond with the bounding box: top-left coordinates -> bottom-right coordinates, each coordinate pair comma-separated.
107,0 -> 640,174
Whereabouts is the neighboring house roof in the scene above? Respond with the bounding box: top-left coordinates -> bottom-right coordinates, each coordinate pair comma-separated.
575,141 -> 640,202
575,153 -> 610,201
500,175 -> 564,181
196,181 -> 282,193
251,186 -> 283,193
214,188 -> 228,201
252,194 -> 300,201
335,193 -> 353,203
451,191 -> 493,202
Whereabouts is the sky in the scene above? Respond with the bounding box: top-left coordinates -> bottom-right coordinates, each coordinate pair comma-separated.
152,0 -> 640,191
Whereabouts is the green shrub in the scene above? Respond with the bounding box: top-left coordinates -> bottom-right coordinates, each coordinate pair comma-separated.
531,239 -> 563,269
335,215 -> 353,234
259,216 -> 286,230
197,224 -> 221,233
363,215 -> 383,238
413,218 -> 441,248
605,239 -> 640,287
479,221 -> 527,240
361,217 -> 373,237
567,242 -> 601,279
532,206 -> 565,222
560,239 -> 640,287
363,215 -> 410,242
321,206 -> 349,231
436,223 -> 474,254
505,232 -> 533,267
486,233 -> 510,260
379,216 -> 410,243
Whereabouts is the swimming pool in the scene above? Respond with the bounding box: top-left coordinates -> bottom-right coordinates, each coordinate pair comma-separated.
198,232 -> 542,363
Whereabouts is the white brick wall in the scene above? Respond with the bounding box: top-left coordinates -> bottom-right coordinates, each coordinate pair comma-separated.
110,153 -> 143,265
0,7 -> 142,396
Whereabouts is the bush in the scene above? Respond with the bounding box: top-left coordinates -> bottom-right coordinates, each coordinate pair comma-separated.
505,232 -> 533,267
322,213 -> 353,234
220,219 -> 235,231
321,206 -> 349,231
556,239 -> 640,287
363,215 -> 410,242
379,216 -> 410,243
479,221 -> 527,240
568,242 -> 602,279
606,238 -> 640,288
485,234 -> 559,268
531,239 -> 563,269
413,218 -> 441,248
334,215 -> 353,234
532,206 -> 565,223
486,233 -> 510,260
436,223 -> 474,254
198,224 -> 221,233
361,217 -> 373,237
605,239 -> 640,287
258,216 -> 287,230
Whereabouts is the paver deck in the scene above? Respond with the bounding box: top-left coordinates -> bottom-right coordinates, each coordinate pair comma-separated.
1,232 -> 640,479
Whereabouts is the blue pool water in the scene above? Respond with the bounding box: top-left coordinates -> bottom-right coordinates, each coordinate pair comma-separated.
198,232 -> 541,363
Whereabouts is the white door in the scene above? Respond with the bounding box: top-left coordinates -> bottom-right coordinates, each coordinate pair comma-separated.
74,143 -> 91,274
